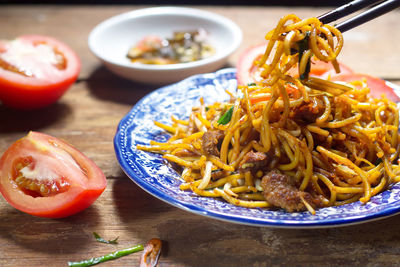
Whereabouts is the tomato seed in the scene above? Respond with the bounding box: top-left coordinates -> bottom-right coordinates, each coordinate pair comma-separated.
12,157 -> 70,197
28,182 -> 39,192
14,175 -> 69,197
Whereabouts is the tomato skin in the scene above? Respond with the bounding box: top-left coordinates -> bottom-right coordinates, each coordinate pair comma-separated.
236,43 -> 353,85
331,73 -> 400,102
0,35 -> 81,110
0,132 -> 106,218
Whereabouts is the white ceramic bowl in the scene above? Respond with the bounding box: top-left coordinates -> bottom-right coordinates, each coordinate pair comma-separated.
88,7 -> 242,84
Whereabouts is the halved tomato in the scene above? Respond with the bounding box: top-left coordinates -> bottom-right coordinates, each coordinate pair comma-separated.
0,131 -> 106,218
236,44 -> 266,85
331,73 -> 400,102
0,35 -> 81,109
236,43 -> 353,85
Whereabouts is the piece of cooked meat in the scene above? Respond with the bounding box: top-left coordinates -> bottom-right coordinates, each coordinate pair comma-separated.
242,128 -> 260,145
239,150 -> 269,172
201,130 -> 225,156
261,170 -> 320,212
292,97 -> 324,124
211,169 -> 231,180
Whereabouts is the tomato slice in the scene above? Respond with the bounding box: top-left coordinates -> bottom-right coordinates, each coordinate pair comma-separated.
236,43 -> 353,85
0,35 -> 81,109
331,73 -> 400,102
0,131 -> 106,218
236,44 -> 266,85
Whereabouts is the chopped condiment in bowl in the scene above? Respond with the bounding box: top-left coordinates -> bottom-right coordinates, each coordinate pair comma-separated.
127,28 -> 215,65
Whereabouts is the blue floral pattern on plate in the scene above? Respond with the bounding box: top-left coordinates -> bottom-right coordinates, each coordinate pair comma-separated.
114,68 -> 400,228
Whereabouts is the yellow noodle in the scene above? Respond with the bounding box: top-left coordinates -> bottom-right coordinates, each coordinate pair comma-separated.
315,173 -> 336,206
316,95 -> 331,123
171,115 -> 189,126
196,112 -> 211,129
206,173 -> 244,189
244,171 -> 254,186
317,113 -> 362,128
307,125 -> 330,137
197,161 -> 213,190
154,121 -> 176,134
214,188 -> 271,208
317,146 -> 371,203
209,155 -> 235,172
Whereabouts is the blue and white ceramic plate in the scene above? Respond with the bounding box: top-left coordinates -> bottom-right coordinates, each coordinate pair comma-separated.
114,68 -> 400,228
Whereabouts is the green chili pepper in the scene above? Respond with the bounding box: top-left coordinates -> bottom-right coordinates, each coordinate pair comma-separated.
298,31 -> 311,80
217,106 -> 234,125
93,232 -> 119,245
375,158 -> 383,165
67,245 -> 144,267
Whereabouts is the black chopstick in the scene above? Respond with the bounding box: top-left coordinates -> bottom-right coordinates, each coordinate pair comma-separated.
335,0 -> 400,32
318,0 -> 384,24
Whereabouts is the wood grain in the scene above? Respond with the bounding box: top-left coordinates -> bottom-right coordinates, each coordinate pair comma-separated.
0,5 -> 400,267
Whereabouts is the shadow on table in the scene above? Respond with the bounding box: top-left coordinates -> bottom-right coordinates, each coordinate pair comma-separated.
0,204 -> 101,254
85,66 -> 160,106
85,63 -> 234,107
111,171 -> 175,224
0,102 -> 71,133
111,174 -> 400,266
159,213 -> 400,266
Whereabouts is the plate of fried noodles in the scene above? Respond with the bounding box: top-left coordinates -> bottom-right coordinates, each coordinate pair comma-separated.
114,14 -> 400,228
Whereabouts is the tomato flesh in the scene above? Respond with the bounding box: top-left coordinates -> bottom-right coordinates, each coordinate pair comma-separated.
0,35 -> 81,110
236,44 -> 266,85
13,155 -> 70,198
331,73 -> 400,102
0,131 -> 106,218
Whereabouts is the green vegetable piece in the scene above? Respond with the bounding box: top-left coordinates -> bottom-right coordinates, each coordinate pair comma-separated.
93,232 -> 119,244
247,82 -> 257,86
375,158 -> 383,165
67,245 -> 144,267
298,32 -> 311,80
217,106 -> 234,125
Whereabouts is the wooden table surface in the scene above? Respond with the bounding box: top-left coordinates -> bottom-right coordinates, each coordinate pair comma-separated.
1,5 -> 400,267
